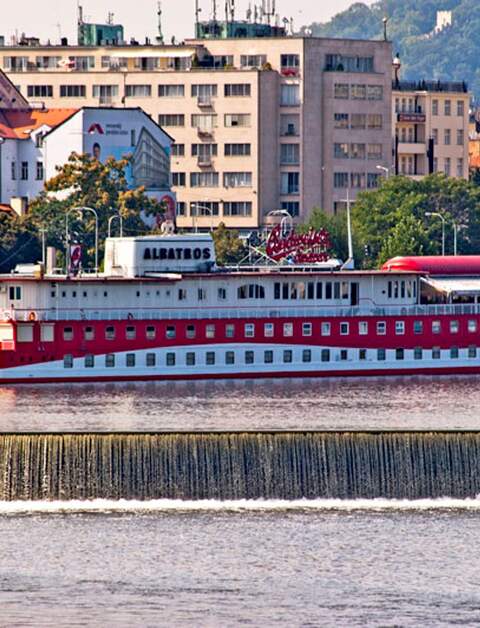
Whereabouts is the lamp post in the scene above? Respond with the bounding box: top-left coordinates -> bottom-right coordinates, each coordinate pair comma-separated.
66,206 -> 99,274
376,164 -> 389,178
265,209 -> 293,236
452,220 -> 458,256
425,211 -> 446,256
191,203 -> 216,232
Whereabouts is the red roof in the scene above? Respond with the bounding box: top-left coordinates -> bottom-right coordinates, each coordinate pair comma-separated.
0,203 -> 12,213
382,256 -> 480,275
0,108 -> 78,140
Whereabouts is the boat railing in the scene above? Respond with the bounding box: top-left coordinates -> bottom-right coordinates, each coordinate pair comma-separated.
4,302 -> 480,322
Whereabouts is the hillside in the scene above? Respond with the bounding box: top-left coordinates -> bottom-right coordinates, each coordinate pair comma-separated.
302,0 -> 479,99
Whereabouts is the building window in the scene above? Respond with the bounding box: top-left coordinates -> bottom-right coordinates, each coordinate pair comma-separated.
444,129 -> 451,145
444,100 -> 451,116
27,85 -> 53,98
21,162 -> 28,180
457,129 -> 464,146
125,84 -> 151,98
223,202 -> 252,216
280,201 -> 300,217
457,100 -> 465,116
326,54 -> 373,73
321,349 -> 330,362
158,84 -> 185,97
457,158 -> 464,177
334,143 -> 349,159
280,144 -> 300,165
225,351 -> 235,365
395,321 -> 405,335
158,114 -> 185,127
64,354 -> 73,368
340,322 -> 349,335
444,157 -> 451,176
105,354 -> 115,368
126,353 -> 135,367
35,161 -> 44,180
11,162 -> 16,180
223,172 -> 252,187
432,320 -> 441,334
224,114 -> 250,127
351,84 -> 366,99
280,84 -> 300,106
367,144 -> 382,160
92,84 -> 119,103
321,322 -> 331,336
281,54 -> 300,69
280,172 -> 299,194
60,85 -> 86,98
245,323 -> 255,338
334,84 -> 349,99
395,348 -> 404,360
240,54 -> 266,68
334,113 -> 349,128
171,144 -> 185,156
377,348 -> 386,361
333,172 -> 349,188
350,114 -> 366,129
245,350 -> 255,365
224,143 -> 251,156
224,83 -> 251,97
358,321 -> 368,335
206,351 -> 215,365
367,85 -> 383,100
126,325 -> 136,340
367,114 -> 382,129
190,172 -> 219,187
166,352 -> 175,366
432,99 -> 438,116
172,173 -> 186,187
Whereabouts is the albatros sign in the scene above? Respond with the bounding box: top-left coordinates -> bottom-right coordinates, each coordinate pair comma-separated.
104,235 -> 216,277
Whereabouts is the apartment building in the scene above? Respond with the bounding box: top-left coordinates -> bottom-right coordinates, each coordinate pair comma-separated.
1,35 -> 392,230
393,80 -> 469,180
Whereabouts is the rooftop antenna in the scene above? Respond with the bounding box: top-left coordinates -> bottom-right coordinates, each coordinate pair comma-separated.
156,1 -> 164,44
107,12 -> 114,25
195,0 -> 201,28
212,0 -> 217,22
246,3 -> 252,22
77,3 -> 83,25
263,0 -> 275,25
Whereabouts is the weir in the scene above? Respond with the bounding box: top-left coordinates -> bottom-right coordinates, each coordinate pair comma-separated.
0,431 -> 479,501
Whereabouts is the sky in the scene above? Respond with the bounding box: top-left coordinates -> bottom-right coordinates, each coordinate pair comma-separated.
1,0 -> 370,45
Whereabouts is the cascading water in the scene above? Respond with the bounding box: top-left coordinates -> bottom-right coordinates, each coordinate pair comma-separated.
0,432 -> 479,501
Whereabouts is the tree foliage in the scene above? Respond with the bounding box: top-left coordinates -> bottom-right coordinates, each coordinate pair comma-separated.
0,212 -> 41,273
211,222 -> 247,265
302,0 -> 480,98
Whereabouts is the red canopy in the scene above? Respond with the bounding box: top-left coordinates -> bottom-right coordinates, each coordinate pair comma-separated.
381,256 -> 480,275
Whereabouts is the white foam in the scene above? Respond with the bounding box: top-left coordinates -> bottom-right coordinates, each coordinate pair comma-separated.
0,497 -> 480,515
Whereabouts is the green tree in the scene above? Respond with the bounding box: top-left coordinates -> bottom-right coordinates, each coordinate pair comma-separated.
28,152 -> 165,269
378,213 -> 432,265
211,222 -> 247,265
0,211 -> 41,273
300,207 -> 351,260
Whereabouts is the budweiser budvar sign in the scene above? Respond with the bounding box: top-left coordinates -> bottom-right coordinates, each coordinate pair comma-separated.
265,226 -> 332,263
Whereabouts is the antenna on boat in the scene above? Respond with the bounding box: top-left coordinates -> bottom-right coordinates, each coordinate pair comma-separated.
341,189 -> 355,270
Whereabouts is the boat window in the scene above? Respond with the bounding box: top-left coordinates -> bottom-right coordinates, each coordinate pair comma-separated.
359,349 -> 367,360
166,352 -> 175,366
413,320 -> 423,335
387,281 -> 392,299
245,350 -> 254,364
393,281 -> 399,299
341,282 -> 349,299
244,323 -> 255,338
359,321 -> 368,335
198,288 -> 206,300
321,322 -> 331,336
85,354 -> 94,368
166,325 -> 176,339
377,348 -> 386,361
395,348 -> 404,360
186,352 -> 195,366
450,347 -> 459,359
283,322 -> 293,337
264,350 -> 273,364
238,284 -> 265,299
264,323 -> 274,337
274,283 -> 281,300
206,324 -> 215,339
321,349 -> 330,362
126,326 -> 136,340
282,283 -> 289,299
218,287 -> 227,300
302,322 -> 312,337
432,347 -> 441,359
334,282 -> 340,299
186,325 -> 196,339
206,351 -> 215,365
105,354 -> 115,367
432,321 -> 441,334
84,326 -> 94,341
283,350 -> 293,363
340,349 -> 348,361
63,354 -> 73,368
8,286 -> 21,300
307,282 -> 315,299
316,283 -> 323,299
146,353 -> 156,367
450,320 -> 459,334
225,324 -> 235,338
105,325 -> 115,340
126,353 -> 135,367
400,281 -> 405,299
225,351 -> 235,365
178,289 -> 187,301
468,320 -> 477,333
395,321 -> 405,335
63,327 -> 74,341
340,322 -> 349,335
468,345 -> 477,358
376,321 -> 386,335
325,282 -> 332,299
40,324 -> 54,342
146,326 -> 156,340
302,349 -> 311,363
414,347 -> 423,360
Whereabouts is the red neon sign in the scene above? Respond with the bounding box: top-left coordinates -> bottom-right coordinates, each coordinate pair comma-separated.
265,226 -> 332,263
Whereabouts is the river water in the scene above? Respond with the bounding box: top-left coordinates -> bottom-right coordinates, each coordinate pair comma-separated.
1,376 -> 480,625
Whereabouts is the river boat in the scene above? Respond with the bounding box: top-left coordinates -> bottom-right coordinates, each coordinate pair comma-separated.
2,232 -> 480,383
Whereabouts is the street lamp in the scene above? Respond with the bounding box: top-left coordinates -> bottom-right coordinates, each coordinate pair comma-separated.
108,213 -> 123,238
191,203 -> 216,232
376,164 -> 389,178
265,209 -> 293,236
425,211 -> 446,256
66,206 -> 99,274
452,220 -> 459,256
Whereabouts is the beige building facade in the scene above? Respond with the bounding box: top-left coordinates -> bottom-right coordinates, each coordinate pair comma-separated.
2,36 -> 392,230
393,81 -> 469,180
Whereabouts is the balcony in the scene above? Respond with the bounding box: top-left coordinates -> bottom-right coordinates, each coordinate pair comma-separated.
397,141 -> 426,154
197,155 -> 213,167
197,95 -> 214,108
197,127 -> 215,139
